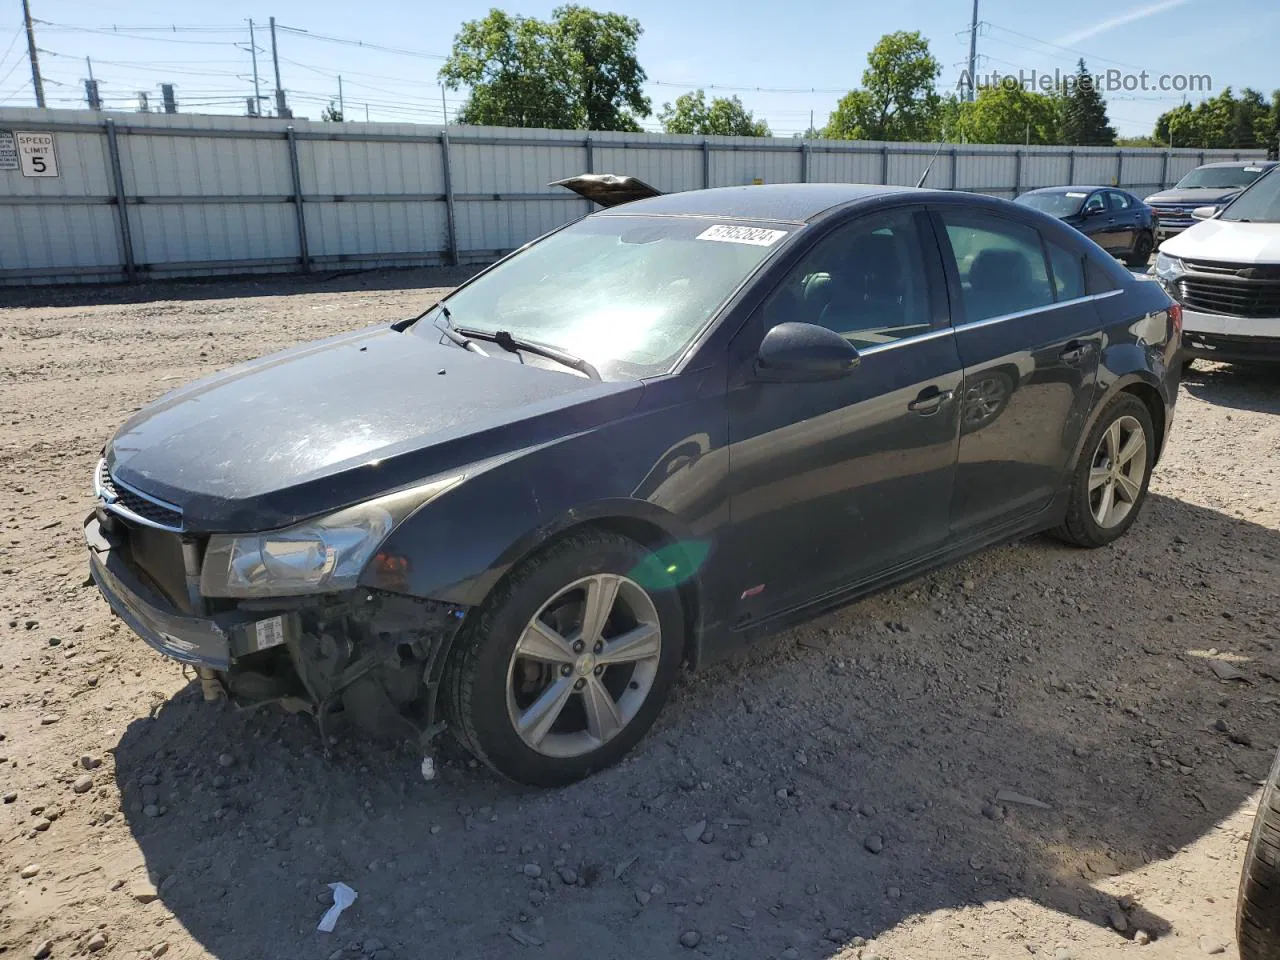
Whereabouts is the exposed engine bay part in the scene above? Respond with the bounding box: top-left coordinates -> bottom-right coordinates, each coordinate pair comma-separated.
550,173 -> 664,208
213,590 -> 469,753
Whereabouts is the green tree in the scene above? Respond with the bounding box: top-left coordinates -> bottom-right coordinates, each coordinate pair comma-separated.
964,85 -> 1061,145
1154,88 -> 1275,149
439,6 -> 649,131
554,5 -> 650,131
659,90 -> 770,137
321,101 -> 343,122
1060,59 -> 1116,146
823,31 -> 942,141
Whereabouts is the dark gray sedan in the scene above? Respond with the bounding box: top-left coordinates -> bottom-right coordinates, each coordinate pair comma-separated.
86,182 -> 1182,786
1016,186 -> 1158,267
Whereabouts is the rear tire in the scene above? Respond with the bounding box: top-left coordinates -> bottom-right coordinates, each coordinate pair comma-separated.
1051,392 -> 1155,548
443,528 -> 685,787
1125,231 -> 1154,268
1238,746 -> 1280,959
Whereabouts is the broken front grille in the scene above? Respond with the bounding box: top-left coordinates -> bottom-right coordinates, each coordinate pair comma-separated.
97,459 -> 184,532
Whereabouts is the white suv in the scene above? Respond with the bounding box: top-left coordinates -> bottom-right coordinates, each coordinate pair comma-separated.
1155,166 -> 1280,365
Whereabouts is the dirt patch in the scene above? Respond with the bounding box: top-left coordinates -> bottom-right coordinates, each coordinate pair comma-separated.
2,269 -> 1279,960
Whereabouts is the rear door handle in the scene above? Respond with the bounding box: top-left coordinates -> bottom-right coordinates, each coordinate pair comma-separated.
908,387 -> 954,415
1060,341 -> 1094,364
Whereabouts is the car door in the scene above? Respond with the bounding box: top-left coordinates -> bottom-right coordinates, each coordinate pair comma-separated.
1106,190 -> 1138,253
931,205 -> 1103,539
1079,191 -> 1116,250
723,205 -> 963,624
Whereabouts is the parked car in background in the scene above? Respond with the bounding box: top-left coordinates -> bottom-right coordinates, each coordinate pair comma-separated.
1014,186 -> 1157,267
86,181 -> 1182,787
1156,164 -> 1280,366
1146,160 -> 1277,239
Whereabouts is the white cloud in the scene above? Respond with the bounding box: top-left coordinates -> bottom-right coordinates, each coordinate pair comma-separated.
1055,0 -> 1192,47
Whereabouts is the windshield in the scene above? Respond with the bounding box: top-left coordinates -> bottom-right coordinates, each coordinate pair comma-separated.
415,215 -> 795,380
1015,191 -> 1087,217
1174,165 -> 1268,189
1218,167 -> 1280,223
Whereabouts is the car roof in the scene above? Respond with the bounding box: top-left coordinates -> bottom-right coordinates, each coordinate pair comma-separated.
1021,185 -> 1118,195
594,182 -> 928,223
1195,160 -> 1276,169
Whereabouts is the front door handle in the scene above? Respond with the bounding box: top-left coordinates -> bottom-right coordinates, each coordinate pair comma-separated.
1060,341 -> 1094,364
908,387 -> 954,415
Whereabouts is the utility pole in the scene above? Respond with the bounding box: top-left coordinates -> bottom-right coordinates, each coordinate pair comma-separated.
22,0 -> 45,108
248,19 -> 262,116
965,0 -> 980,102
84,58 -> 101,110
269,16 -> 291,118
364,103 -> 369,122
161,83 -> 177,114
338,75 -> 344,117
440,83 -> 447,124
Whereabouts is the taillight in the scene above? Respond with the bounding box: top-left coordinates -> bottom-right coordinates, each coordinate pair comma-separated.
1168,302 -> 1183,336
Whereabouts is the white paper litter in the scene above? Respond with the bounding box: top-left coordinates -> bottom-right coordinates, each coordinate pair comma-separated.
316,882 -> 357,933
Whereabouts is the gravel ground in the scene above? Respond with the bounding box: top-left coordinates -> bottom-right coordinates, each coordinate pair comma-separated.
2,268 -> 1279,960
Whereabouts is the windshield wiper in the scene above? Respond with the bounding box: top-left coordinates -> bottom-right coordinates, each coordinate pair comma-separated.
455,327 -> 601,380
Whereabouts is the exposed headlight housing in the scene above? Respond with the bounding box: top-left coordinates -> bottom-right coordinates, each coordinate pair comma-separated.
1154,252 -> 1185,283
200,474 -> 463,598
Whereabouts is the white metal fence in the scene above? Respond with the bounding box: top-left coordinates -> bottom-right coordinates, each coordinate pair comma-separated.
0,107 -> 1264,286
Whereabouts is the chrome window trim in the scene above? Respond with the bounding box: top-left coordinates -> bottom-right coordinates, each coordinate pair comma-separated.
852,288 -> 1124,355
857,327 -> 955,357
94,458 -> 185,534
951,288 -> 1123,334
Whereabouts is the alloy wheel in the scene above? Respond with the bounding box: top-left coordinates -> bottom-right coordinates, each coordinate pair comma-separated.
1089,414 -> 1148,529
505,573 -> 662,758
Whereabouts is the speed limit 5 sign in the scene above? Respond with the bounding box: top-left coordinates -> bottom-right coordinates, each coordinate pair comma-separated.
16,131 -> 58,177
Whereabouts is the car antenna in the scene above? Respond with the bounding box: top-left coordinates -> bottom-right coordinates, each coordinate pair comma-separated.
915,139 -> 947,189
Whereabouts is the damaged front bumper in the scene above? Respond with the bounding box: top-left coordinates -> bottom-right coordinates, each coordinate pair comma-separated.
85,512 -> 471,746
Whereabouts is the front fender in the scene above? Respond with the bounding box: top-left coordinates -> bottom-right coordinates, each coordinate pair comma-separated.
360,379 -> 729,611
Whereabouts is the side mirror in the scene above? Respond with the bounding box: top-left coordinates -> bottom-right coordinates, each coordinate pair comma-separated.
755,322 -> 861,383
1083,205 -> 1106,217
1191,205 -> 1218,221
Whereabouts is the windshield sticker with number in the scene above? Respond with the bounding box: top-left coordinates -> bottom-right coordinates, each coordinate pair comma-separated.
696,224 -> 788,246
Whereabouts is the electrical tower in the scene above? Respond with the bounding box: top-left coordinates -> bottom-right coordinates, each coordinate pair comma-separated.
161,83 -> 177,114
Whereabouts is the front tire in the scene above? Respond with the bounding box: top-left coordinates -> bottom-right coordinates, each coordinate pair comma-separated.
1051,393 -> 1155,548
1238,746 -> 1280,959
443,528 -> 685,787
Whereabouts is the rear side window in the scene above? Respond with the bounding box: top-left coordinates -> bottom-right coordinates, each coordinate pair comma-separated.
1086,257 -> 1120,294
1046,239 -> 1087,301
938,211 -> 1054,323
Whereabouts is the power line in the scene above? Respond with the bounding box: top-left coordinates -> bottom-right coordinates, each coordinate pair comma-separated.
31,20 -> 243,45
983,22 -> 1151,72
274,24 -> 448,61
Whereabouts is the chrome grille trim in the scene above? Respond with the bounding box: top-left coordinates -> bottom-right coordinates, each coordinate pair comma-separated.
94,458 -> 185,533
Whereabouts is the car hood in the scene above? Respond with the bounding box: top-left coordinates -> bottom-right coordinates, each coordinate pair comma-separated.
1160,218 -> 1280,264
105,325 -> 644,532
1146,188 -> 1241,205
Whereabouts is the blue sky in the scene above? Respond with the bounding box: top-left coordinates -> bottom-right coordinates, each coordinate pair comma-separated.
2,0 -> 1275,138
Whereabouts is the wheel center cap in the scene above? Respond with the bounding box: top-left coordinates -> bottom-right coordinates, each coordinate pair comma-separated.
576,654 -> 596,676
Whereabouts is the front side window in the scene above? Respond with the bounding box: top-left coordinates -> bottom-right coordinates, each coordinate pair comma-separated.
757,209 -> 933,349
415,215 -> 796,380
1107,191 -> 1132,210
939,212 -> 1054,323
